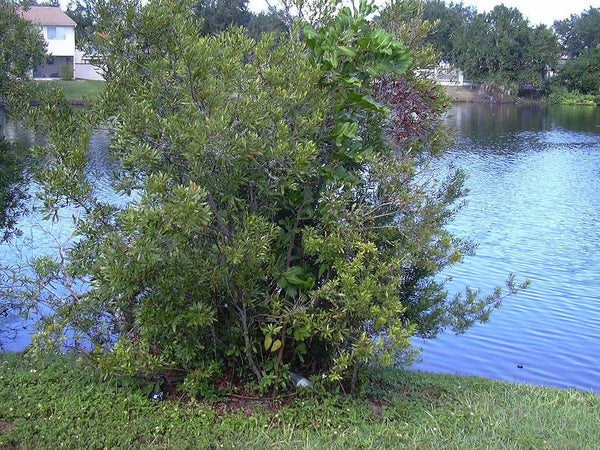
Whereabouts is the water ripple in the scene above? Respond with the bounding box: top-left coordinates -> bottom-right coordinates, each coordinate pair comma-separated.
415,104 -> 600,393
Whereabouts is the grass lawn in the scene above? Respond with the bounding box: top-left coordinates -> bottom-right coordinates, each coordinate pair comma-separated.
0,352 -> 598,448
31,79 -> 106,104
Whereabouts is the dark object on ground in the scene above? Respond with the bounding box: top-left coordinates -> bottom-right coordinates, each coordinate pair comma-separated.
149,376 -> 165,402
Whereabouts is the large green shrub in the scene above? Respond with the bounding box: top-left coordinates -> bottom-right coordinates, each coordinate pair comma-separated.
13,0 -> 526,391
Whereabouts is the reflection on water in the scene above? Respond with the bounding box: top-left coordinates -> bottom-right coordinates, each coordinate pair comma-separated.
1,113 -> 116,350
1,111 -> 34,348
414,103 -> 600,392
449,103 -> 600,137
1,110 -> 36,146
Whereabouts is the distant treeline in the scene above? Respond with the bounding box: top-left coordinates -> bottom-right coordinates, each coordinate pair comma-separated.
422,1 -> 600,98
63,0 -> 600,97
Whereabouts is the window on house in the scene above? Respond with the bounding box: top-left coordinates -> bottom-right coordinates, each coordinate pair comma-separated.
47,26 -> 67,40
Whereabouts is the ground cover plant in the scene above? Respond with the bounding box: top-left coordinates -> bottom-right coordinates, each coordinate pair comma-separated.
0,352 -> 598,448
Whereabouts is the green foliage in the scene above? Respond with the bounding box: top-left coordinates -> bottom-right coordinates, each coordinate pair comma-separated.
547,87 -> 598,105
66,0 -> 97,46
0,137 -> 30,241
551,7 -> 600,97
455,5 -> 558,86
16,0 -> 528,390
0,0 -> 47,97
422,0 -> 475,65
378,0 -> 439,70
246,9 -> 286,39
554,7 -> 600,58
59,64 -> 74,81
194,0 -> 251,35
421,2 -> 559,88
556,47 -> 600,95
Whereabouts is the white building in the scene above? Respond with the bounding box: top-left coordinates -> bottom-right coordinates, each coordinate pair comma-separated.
74,50 -> 104,81
420,62 -> 465,86
18,6 -> 77,79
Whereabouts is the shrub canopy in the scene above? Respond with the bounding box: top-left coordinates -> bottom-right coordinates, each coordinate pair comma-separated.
12,0 -> 526,391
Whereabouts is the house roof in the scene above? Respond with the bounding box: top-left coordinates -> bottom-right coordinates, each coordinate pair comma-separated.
18,6 -> 76,27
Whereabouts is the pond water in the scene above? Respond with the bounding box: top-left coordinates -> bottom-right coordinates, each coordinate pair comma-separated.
1,103 -> 599,392
0,114 -> 114,350
413,103 -> 600,393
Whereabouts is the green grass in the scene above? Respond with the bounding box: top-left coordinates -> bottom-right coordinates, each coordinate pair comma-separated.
0,353 -> 598,448
547,88 -> 598,105
31,80 -> 105,103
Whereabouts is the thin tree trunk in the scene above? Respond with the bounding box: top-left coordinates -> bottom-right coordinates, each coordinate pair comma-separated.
239,304 -> 262,381
350,360 -> 360,396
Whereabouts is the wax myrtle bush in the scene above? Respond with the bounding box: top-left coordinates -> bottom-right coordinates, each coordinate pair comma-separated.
12,0 -> 527,391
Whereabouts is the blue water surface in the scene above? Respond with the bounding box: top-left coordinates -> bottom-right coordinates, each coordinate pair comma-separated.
413,104 -> 600,392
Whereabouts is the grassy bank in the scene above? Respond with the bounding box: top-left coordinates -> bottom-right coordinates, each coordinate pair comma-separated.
443,85 -> 522,104
0,353 -> 598,448
444,85 -> 487,103
31,80 -> 105,104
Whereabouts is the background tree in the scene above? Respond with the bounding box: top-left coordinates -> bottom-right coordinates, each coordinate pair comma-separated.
246,7 -> 286,38
553,7 -> 600,96
0,0 -> 46,97
450,5 -> 558,87
16,0 -> 526,392
422,0 -> 474,64
420,1 -> 559,89
528,24 -> 561,84
194,0 -> 252,35
193,0 -> 285,37
556,47 -> 600,95
554,7 -> 600,58
66,0 -> 97,46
